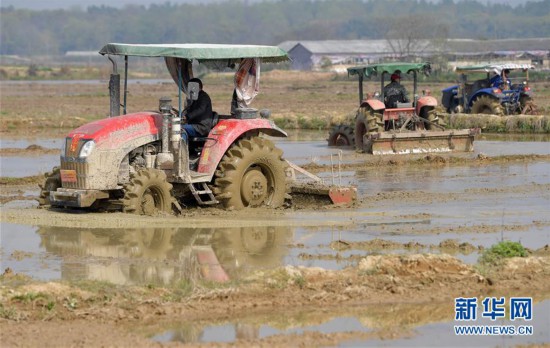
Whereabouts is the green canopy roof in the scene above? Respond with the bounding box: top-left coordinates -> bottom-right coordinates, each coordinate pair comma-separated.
347,62 -> 431,78
99,43 -> 289,63
455,63 -> 534,74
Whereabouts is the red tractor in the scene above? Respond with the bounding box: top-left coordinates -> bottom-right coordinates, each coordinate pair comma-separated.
328,62 -> 478,155
40,43 -> 300,215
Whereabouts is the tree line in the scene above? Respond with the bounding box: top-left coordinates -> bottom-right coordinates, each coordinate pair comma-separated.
1,0 -> 549,56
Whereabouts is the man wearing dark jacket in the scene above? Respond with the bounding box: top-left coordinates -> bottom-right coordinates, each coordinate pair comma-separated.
183,78 -> 213,140
383,72 -> 410,108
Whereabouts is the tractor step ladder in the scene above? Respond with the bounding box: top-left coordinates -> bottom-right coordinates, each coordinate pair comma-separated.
189,182 -> 219,205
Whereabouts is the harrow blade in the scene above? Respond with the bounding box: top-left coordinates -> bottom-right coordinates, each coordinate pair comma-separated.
290,181 -> 357,205
365,129 -> 480,155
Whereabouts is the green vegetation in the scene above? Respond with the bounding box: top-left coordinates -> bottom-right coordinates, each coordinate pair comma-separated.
0,175 -> 44,185
264,268 -> 306,289
0,304 -> 18,320
12,292 -> 47,303
448,115 -> 550,133
478,241 -> 527,266
1,0 -> 549,56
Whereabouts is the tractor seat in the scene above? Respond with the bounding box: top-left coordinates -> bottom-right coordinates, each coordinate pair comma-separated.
188,112 -> 219,157
385,94 -> 403,109
396,102 -> 413,108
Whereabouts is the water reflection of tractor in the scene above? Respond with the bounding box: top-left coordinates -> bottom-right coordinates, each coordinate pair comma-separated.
328,62 -> 478,155
38,226 -> 292,285
40,43 -> 354,215
441,63 -> 537,115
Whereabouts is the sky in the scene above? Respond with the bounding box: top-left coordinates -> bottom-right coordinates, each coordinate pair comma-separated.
0,0 -> 541,10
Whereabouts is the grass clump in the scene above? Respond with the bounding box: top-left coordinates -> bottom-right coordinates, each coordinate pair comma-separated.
478,241 -> 527,266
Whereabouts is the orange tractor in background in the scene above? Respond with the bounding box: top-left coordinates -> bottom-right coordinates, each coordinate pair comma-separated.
328,62 -> 479,155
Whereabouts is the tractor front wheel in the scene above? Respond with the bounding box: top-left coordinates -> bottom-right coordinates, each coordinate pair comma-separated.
38,167 -> 61,206
471,95 -> 504,115
213,137 -> 288,210
122,169 -> 174,215
327,124 -> 355,147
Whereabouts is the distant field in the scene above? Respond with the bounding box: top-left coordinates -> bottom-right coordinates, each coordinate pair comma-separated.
1,70 -> 549,135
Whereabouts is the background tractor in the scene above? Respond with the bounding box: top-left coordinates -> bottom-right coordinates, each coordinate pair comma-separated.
328,62 -> 477,155
40,43 -> 355,215
441,63 -> 537,115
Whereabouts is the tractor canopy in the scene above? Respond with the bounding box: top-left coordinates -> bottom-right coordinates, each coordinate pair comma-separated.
455,63 -> 534,75
99,43 -> 289,63
99,43 -> 290,114
347,62 -> 431,79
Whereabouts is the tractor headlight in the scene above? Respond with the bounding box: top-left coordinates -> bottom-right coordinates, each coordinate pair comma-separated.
79,140 -> 95,158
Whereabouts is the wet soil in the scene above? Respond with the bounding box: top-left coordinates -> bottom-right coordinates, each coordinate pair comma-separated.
1,253 -> 549,347
2,152 -> 550,347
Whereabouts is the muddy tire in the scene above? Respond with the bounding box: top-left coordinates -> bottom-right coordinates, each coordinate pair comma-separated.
520,95 -> 538,115
471,95 -> 504,115
213,137 -> 288,210
421,109 -> 446,130
327,124 -> 355,147
122,168 -> 174,215
38,167 -> 61,206
354,107 -> 383,152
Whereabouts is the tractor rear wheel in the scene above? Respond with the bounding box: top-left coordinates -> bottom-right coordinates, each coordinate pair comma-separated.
421,109 -> 446,130
122,169 -> 174,215
327,124 -> 355,147
38,167 -> 61,206
471,95 -> 504,115
354,107 -> 383,152
213,137 -> 288,210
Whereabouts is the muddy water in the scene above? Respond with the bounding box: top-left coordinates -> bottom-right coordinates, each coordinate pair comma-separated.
1,131 -> 550,346
149,300 -> 550,346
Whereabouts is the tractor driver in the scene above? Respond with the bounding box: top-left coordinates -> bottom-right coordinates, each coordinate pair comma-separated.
383,72 -> 410,108
490,69 -> 511,90
182,78 -> 213,142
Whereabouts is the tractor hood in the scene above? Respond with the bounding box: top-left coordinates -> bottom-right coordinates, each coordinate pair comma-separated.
67,112 -> 162,150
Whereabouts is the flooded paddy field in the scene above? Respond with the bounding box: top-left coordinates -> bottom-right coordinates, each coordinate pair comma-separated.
1,75 -> 550,346
1,130 -> 549,347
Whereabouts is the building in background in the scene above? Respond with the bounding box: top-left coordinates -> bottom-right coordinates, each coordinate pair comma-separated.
280,38 -> 550,72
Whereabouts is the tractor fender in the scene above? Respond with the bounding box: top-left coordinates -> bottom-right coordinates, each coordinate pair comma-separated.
197,118 -> 287,177
360,99 -> 385,112
416,95 -> 438,114
64,112 -> 163,190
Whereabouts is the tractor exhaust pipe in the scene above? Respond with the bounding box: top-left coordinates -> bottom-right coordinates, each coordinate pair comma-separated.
157,97 -> 174,170
107,55 -> 120,117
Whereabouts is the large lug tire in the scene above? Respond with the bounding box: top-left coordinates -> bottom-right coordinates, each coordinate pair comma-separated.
38,167 -> 61,206
327,124 -> 355,147
421,109 -> 446,130
213,137 -> 288,210
122,168 -> 175,215
354,107 -> 383,152
471,95 -> 504,115
520,95 -> 538,115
